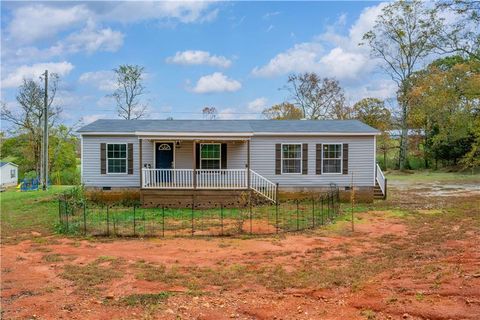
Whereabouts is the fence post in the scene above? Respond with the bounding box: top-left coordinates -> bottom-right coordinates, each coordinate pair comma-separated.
83,201 -> 87,236
106,205 -> 110,236
58,199 -> 62,224
162,206 -> 165,237
221,204 -> 224,236
249,195 -> 253,235
191,199 -> 195,236
312,197 -> 315,229
133,205 -> 136,236
65,199 -> 69,233
275,200 -> 279,234
296,199 -> 299,231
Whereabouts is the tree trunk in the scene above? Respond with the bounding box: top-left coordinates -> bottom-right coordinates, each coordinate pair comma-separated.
398,97 -> 409,170
383,148 -> 387,170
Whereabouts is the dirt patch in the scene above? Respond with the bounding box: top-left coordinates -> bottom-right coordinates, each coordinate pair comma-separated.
1,184 -> 480,319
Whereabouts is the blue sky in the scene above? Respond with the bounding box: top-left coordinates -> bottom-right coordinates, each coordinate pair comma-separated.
1,1 -> 397,127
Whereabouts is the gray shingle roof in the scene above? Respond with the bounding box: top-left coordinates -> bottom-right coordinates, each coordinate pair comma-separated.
0,162 -> 17,167
77,119 -> 378,134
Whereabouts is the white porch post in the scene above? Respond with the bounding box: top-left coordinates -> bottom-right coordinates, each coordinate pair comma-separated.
139,138 -> 143,188
247,139 -> 250,189
193,140 -> 197,189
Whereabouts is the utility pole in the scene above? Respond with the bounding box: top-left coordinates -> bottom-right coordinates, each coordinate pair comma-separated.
42,70 -> 48,191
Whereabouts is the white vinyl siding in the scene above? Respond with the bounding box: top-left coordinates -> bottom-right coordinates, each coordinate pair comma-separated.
82,135 -> 375,188
250,136 -> 375,187
82,136 -> 139,187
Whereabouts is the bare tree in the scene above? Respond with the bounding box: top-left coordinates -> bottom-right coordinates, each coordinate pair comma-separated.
111,65 -> 147,120
434,0 -> 480,60
202,106 -> 218,120
1,75 -> 61,174
285,73 -> 348,120
262,102 -> 303,120
362,0 -> 442,169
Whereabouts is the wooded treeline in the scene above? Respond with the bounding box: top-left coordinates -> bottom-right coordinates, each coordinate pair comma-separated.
261,0 -> 479,170
1,0 -> 478,183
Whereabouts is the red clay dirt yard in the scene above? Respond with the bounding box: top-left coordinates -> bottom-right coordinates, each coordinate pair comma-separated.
1,175 -> 480,319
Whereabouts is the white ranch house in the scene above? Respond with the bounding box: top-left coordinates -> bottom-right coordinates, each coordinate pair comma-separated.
78,119 -> 386,205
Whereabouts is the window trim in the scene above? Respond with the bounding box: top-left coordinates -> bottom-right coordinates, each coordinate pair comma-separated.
281,143 -> 303,175
322,143 -> 343,175
106,143 -> 128,174
199,143 -> 222,169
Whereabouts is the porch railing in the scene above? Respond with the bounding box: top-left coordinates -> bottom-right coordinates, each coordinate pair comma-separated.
197,169 -> 247,189
142,168 -> 278,202
375,163 -> 387,198
142,169 -> 194,189
250,170 -> 277,202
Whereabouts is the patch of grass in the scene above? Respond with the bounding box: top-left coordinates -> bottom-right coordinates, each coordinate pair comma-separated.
119,292 -> 171,306
360,309 -> 377,320
61,259 -> 123,293
42,253 -> 64,263
415,291 -> 425,301
0,186 -> 73,242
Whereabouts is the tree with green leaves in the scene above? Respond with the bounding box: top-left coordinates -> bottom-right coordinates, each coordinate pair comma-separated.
1,75 -> 60,175
352,98 -> 393,169
262,102 -> 303,120
408,55 -> 479,168
111,64 -> 148,120
362,0 -> 443,169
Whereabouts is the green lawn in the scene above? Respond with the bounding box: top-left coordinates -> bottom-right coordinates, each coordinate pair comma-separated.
1,186 -> 73,242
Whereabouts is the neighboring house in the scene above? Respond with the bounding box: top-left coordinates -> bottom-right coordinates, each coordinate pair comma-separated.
78,119 -> 386,206
0,162 -> 18,187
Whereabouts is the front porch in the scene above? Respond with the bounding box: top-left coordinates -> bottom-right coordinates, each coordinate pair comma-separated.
138,138 -> 277,202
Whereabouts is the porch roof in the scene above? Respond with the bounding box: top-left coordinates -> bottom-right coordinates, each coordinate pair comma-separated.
78,119 -> 379,135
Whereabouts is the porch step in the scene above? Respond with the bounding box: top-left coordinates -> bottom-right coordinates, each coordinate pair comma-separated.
373,182 -> 385,199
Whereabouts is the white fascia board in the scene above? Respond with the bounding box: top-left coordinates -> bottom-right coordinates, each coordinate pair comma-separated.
80,131 -> 379,137
253,132 -> 381,136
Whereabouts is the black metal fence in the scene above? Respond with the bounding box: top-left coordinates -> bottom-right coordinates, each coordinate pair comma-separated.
58,188 -> 340,237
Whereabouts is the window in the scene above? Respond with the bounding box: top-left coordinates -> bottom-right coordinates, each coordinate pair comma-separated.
107,144 -> 127,173
200,144 -> 221,169
282,144 -> 302,174
10,169 -> 15,178
322,144 -> 342,174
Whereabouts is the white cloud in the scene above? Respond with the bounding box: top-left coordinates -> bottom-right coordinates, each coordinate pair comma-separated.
64,22 -> 124,54
252,42 -> 324,77
1,61 -> 74,89
252,3 -> 387,82
218,107 -> 258,120
99,1 -> 217,24
6,2 -> 217,46
191,72 -> 241,94
166,50 -> 232,68
263,11 -> 280,19
319,48 -> 369,80
79,71 -> 116,91
81,114 -> 107,125
247,97 -> 268,112
7,4 -> 90,44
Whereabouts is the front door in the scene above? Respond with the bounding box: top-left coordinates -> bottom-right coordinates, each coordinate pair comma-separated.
155,142 -> 174,169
